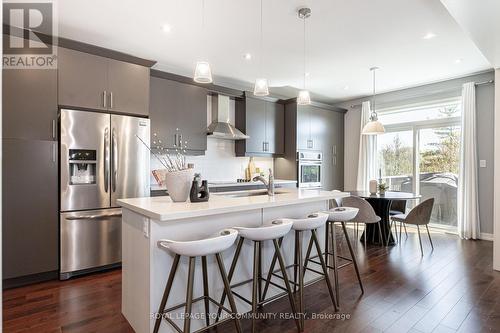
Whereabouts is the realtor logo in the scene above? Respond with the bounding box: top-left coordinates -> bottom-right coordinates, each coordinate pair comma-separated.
3,1 -> 57,69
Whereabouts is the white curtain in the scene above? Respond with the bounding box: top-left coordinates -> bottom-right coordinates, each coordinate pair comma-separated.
356,101 -> 377,191
457,82 -> 480,239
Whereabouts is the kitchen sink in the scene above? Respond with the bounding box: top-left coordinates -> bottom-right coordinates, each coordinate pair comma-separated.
216,189 -> 289,198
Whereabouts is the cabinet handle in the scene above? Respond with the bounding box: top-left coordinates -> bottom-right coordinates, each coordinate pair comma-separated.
52,119 -> 56,140
109,92 -> 114,109
262,141 -> 266,152
103,90 -> 107,108
52,142 -> 56,163
174,134 -> 177,147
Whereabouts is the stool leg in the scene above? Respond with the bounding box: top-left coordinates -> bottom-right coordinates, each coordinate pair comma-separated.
302,233 -> 315,276
251,241 -> 260,333
261,237 -> 282,301
215,253 -> 242,333
183,257 -> 196,333
341,222 -> 364,294
216,237 -> 244,321
273,239 -> 301,332
153,254 -> 180,333
293,232 -> 299,293
324,221 -> 330,269
312,229 -> 338,311
296,230 -> 304,331
201,256 -> 210,327
331,222 -> 340,306
258,241 -> 263,304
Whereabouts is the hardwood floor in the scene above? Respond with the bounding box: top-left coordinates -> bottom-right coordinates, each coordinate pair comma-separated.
3,227 -> 500,333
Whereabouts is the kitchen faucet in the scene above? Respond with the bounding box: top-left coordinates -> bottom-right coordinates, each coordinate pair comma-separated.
253,168 -> 275,196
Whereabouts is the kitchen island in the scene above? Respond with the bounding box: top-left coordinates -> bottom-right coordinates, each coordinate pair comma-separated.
118,188 -> 349,333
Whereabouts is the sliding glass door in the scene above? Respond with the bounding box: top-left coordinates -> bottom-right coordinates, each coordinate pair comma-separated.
418,126 -> 460,226
376,98 -> 461,228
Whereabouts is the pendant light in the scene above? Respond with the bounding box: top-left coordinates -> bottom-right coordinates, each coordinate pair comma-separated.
253,0 -> 269,96
297,7 -> 311,105
362,67 -> 385,135
194,0 -> 213,84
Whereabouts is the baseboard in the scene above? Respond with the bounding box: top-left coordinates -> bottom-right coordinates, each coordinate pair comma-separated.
480,232 -> 494,241
3,270 -> 59,289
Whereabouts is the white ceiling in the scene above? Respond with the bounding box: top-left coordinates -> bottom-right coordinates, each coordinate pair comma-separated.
440,0 -> 500,68
57,0 -> 492,103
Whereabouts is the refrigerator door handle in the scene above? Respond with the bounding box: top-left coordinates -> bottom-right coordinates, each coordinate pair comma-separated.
65,212 -> 122,220
104,127 -> 110,193
112,127 -> 118,192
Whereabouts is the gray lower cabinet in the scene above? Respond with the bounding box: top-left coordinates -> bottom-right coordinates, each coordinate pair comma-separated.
2,139 -> 58,280
58,47 -> 150,116
3,68 -> 57,141
149,76 -> 207,152
235,95 -> 284,156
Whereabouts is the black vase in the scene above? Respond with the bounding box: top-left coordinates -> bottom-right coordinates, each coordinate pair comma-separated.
190,180 -> 210,202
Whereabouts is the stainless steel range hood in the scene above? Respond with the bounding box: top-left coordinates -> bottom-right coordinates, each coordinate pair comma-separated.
207,95 -> 249,140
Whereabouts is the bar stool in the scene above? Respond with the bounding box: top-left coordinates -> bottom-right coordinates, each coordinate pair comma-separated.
216,220 -> 301,333
304,206 -> 362,307
153,229 -> 242,333
261,213 -> 338,331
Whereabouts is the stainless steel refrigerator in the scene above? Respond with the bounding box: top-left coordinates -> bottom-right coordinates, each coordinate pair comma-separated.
59,109 -> 150,280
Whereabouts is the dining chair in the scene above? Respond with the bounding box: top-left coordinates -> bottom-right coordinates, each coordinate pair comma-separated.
389,199 -> 408,242
391,198 -> 435,255
342,196 -> 383,248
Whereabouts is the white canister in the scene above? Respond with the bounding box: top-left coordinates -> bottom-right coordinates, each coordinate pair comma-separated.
369,180 -> 378,195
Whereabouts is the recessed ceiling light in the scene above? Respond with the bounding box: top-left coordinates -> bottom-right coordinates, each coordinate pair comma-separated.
305,72 -> 311,77
243,53 -> 252,60
455,58 -> 463,64
343,85 -> 349,90
161,24 -> 171,33
423,32 -> 436,39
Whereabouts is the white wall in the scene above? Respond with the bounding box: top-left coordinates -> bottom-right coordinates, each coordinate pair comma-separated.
494,68 -> 500,271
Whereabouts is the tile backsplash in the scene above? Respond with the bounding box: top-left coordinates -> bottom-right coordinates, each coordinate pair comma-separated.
150,138 -> 273,185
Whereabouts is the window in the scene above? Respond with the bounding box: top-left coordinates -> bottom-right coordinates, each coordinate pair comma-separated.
376,98 -> 461,228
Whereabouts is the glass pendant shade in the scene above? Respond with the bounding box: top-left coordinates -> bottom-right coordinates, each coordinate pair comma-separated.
362,119 -> 385,135
194,61 -> 213,83
297,90 -> 311,105
253,78 -> 269,96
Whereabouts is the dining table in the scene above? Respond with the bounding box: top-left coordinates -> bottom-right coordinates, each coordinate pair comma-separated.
347,191 -> 421,246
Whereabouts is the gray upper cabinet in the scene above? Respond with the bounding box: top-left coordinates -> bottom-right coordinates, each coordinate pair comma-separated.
3,68 -> 57,141
149,76 -> 207,152
266,102 -> 285,154
58,48 -> 108,111
235,95 -> 284,156
296,106 -> 311,150
107,60 -> 149,116
3,139 -> 58,280
58,47 -> 150,116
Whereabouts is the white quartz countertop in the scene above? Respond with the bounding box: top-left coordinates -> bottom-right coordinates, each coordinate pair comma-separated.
118,188 -> 350,222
